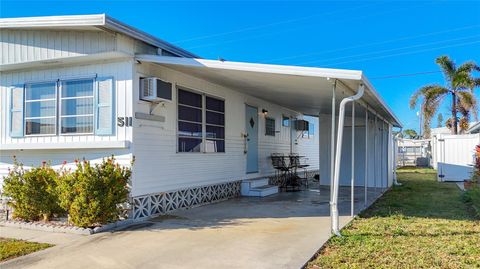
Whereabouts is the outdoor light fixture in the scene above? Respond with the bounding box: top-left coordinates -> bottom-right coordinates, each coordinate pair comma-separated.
262,109 -> 268,115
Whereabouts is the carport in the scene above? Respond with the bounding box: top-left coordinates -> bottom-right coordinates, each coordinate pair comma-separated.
136,55 -> 403,235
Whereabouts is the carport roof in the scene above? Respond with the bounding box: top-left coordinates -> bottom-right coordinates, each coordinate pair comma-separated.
136,55 -> 402,127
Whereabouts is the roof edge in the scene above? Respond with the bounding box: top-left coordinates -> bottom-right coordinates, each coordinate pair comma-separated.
136,54 -> 363,81
361,74 -> 403,128
0,14 -> 199,59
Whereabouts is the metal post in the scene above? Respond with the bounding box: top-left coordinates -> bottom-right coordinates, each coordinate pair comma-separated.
330,80 -> 337,230
364,106 -> 368,207
331,84 -> 364,236
351,101 -> 355,217
381,121 -> 384,190
374,115 -> 377,194
319,111 -> 322,193
330,80 -> 337,199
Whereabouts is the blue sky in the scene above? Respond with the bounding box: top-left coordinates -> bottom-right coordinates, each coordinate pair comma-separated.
1,0 -> 479,132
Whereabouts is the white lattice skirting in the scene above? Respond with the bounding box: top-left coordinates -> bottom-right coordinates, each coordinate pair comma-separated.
132,181 -> 241,219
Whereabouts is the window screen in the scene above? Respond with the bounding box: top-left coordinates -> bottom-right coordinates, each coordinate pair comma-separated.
177,89 -> 225,153
265,117 -> 276,136
25,82 -> 57,135
60,79 -> 94,134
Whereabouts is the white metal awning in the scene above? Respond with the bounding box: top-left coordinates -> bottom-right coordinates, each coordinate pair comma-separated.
136,55 -> 402,127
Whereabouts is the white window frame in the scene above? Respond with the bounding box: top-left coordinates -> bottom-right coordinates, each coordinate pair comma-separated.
59,78 -> 95,136
24,81 -> 58,137
22,77 -> 97,137
176,86 -> 225,153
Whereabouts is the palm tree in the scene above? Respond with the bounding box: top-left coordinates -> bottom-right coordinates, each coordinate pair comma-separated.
410,56 -> 480,136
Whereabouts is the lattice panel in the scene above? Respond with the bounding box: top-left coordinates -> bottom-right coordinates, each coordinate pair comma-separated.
132,181 -> 241,219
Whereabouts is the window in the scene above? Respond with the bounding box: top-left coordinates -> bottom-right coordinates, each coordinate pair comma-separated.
25,82 -> 57,135
10,77 -> 114,137
265,117 -> 276,136
282,115 -> 290,127
178,89 -> 225,153
60,79 -> 94,134
301,116 -> 316,138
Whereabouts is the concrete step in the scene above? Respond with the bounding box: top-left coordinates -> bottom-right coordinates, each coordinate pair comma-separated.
246,185 -> 279,197
242,178 -> 270,188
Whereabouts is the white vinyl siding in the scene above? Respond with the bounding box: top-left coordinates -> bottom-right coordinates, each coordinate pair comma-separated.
132,62 -> 317,196
0,60 -> 133,147
0,29 -> 116,65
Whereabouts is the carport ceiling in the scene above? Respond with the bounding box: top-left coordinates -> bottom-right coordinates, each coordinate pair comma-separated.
136,55 -> 402,127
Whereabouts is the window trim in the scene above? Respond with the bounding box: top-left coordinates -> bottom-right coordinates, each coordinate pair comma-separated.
176,86 -> 225,154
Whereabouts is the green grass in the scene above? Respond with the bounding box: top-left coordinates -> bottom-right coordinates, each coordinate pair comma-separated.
0,238 -> 52,262
308,168 -> 480,269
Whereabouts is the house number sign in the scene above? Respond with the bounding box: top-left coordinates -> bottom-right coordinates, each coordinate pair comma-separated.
118,117 -> 133,127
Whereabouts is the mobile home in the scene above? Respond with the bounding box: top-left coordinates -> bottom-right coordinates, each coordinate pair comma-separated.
0,14 -> 402,220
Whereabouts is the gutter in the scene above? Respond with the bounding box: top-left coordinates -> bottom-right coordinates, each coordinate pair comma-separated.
331,83 -> 365,236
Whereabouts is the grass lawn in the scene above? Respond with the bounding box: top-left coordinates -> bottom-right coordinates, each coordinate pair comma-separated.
0,238 -> 52,262
308,168 -> 480,269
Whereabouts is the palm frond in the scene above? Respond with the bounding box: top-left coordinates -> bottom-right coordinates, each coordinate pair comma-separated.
457,61 -> 479,74
409,85 -> 448,109
422,91 -> 446,138
457,91 -> 478,121
436,55 -> 456,81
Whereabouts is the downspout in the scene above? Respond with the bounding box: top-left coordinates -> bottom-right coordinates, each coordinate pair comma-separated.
331,83 -> 365,236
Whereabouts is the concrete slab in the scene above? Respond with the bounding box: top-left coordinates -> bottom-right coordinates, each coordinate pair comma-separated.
1,184 -> 385,269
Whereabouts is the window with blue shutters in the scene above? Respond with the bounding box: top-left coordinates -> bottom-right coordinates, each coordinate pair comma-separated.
9,76 -> 115,138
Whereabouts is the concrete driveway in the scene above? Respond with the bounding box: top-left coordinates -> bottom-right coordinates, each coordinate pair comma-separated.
1,185 -> 383,269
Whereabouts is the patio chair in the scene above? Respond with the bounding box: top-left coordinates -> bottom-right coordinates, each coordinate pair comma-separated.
270,153 -> 290,188
289,154 -> 310,189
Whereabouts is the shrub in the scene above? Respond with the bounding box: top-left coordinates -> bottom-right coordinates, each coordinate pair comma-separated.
464,187 -> 480,217
56,157 -> 132,228
2,158 -> 63,221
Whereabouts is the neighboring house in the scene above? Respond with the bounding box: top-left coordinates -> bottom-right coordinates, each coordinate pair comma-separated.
431,122 -> 478,136
0,14 -> 401,220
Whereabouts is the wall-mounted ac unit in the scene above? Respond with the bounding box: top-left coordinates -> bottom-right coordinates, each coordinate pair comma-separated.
294,119 -> 309,131
140,77 -> 173,102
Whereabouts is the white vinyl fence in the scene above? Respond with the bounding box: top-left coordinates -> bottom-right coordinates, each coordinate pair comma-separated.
431,133 -> 480,182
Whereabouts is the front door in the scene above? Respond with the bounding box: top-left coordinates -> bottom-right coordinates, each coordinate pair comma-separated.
245,105 -> 259,173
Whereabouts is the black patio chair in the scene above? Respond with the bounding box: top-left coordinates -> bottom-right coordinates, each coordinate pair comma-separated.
289,154 -> 310,189
270,153 -> 290,189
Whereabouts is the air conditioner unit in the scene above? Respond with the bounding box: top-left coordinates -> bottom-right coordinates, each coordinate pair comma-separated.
294,120 -> 309,131
140,77 -> 173,102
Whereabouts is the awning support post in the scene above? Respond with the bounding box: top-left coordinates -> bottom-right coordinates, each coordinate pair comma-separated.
330,80 -> 337,200
364,106 -> 368,208
351,101 -> 355,217
374,114 -> 378,194
331,84 -> 365,236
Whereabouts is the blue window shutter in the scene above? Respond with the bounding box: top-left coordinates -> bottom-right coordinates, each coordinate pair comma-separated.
10,85 -> 24,138
95,77 -> 115,136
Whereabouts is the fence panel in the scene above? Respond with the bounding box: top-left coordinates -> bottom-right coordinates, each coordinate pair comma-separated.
436,134 -> 479,182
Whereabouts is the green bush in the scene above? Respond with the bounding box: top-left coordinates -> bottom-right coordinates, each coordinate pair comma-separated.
2,158 -> 63,221
464,186 -> 480,217
56,157 -> 132,228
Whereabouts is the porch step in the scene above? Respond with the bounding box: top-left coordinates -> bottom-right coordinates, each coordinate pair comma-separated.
243,178 -> 270,188
241,178 -> 279,197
